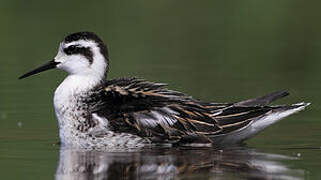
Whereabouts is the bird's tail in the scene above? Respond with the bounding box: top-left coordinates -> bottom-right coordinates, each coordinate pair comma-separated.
236,90 -> 289,106
211,101 -> 310,146
246,102 -> 310,139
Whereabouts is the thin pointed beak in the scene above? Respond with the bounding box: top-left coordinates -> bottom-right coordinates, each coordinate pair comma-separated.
18,59 -> 60,79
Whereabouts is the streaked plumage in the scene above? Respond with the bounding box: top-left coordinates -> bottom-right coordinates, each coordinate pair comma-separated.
19,32 -> 310,149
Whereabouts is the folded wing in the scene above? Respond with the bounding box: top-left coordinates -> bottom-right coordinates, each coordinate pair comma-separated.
90,78 -> 300,144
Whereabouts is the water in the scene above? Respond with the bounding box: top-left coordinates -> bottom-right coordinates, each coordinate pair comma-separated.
1,1 -> 321,179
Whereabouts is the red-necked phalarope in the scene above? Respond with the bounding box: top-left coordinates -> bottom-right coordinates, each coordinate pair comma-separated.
19,32 -> 310,149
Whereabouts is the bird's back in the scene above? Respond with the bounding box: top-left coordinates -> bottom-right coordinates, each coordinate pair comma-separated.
90,77 -> 309,146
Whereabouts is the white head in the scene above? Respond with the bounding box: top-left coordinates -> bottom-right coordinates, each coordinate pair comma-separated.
19,32 -> 109,80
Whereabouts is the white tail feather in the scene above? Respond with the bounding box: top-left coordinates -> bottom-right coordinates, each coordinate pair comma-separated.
211,102 -> 310,145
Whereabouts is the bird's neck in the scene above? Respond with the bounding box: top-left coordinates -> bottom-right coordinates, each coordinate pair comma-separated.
55,74 -> 103,99
53,74 -> 104,122
53,74 -> 104,144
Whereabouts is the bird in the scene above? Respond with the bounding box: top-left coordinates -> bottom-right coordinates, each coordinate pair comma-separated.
19,32 -> 310,149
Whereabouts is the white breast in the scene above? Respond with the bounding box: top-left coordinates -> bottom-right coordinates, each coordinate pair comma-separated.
54,74 -> 101,145
53,74 -> 149,148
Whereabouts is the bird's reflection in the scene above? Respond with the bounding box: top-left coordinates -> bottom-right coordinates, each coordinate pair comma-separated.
55,146 -> 304,180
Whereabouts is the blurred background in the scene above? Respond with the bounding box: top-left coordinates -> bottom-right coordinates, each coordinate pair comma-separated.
0,0 -> 320,179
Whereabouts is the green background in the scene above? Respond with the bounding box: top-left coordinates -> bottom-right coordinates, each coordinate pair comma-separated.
0,1 -> 320,179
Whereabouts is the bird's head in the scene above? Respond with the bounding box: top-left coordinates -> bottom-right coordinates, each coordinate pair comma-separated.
19,32 -> 109,79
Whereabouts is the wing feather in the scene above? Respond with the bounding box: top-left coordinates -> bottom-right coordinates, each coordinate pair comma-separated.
91,77 -> 275,144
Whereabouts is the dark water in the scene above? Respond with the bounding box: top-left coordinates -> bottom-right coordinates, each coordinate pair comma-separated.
1,1 -> 321,179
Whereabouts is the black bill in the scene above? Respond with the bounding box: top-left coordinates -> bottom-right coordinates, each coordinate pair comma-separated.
19,60 -> 60,79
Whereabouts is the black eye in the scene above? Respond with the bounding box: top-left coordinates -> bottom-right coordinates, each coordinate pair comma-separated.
64,45 -> 79,55
69,45 -> 76,50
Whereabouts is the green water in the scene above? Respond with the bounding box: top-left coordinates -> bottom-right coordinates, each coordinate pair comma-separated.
1,1 -> 321,179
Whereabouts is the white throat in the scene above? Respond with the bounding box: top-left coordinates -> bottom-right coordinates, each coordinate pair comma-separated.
53,73 -> 102,145
55,74 -> 102,98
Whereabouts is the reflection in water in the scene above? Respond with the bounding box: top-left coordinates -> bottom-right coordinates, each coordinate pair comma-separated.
55,147 -> 304,180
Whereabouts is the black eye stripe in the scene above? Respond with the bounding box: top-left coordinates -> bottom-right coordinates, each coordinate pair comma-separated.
63,46 -> 94,64
64,45 -> 81,55
64,32 -> 109,62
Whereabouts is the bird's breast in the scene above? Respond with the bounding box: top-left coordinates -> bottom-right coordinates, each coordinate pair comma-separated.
53,75 -> 99,119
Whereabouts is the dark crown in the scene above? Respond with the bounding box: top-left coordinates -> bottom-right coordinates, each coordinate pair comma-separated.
64,32 -> 109,61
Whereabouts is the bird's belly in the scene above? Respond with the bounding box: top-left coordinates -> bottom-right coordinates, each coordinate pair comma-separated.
59,129 -> 150,149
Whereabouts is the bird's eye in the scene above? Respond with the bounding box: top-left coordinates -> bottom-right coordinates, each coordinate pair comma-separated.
69,45 -> 76,50
64,45 -> 79,55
